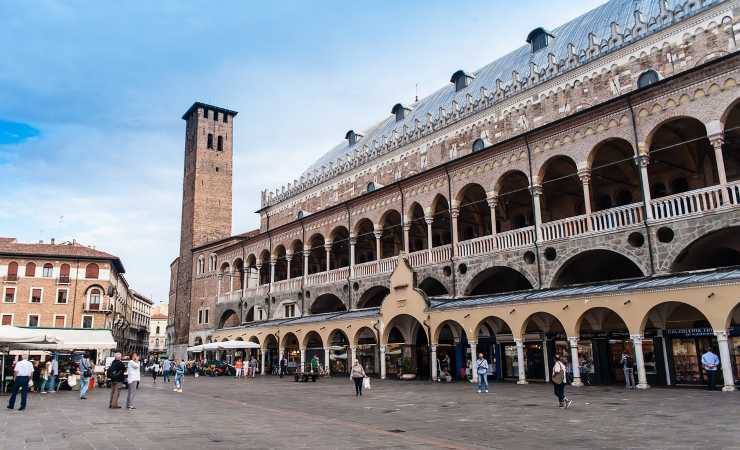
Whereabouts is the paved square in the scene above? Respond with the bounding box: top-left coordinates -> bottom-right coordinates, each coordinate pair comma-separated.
1,376 -> 739,449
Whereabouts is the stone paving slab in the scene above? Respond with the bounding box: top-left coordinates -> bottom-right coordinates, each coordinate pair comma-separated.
1,376 -> 739,450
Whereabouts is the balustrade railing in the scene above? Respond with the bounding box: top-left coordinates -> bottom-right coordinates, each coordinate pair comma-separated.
496,226 -> 535,250
430,244 -> 452,263
408,249 -> 429,267
728,180 -> 740,205
457,235 -> 496,257
272,278 -> 301,293
650,184 -> 724,220
590,203 -> 643,232
540,214 -> 589,242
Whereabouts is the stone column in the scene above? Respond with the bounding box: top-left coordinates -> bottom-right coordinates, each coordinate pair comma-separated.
430,345 -> 438,381
402,224 -> 411,254
349,235 -> 356,277
300,348 -> 306,371
631,334 -> 650,389
379,345 -> 386,379
568,336 -> 583,387
578,169 -> 593,231
303,251 -> 309,278
425,216 -> 434,252
242,268 -> 247,291
715,330 -> 736,392
373,230 -> 383,260
515,338 -> 528,384
450,207 -> 460,256
324,241 -> 332,272
530,184 -> 544,242
350,345 -> 357,367
324,347 -> 331,376
470,341 -> 478,383
636,154 -> 654,220
542,338 -> 550,383
229,270 -> 234,292
286,254 -> 292,280
260,349 -> 266,376
709,135 -> 730,204
486,195 -> 499,245
270,259 -> 276,284
217,274 -> 222,297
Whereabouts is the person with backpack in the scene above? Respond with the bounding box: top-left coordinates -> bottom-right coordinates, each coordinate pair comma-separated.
475,353 -> 489,393
107,353 -> 126,409
552,354 -> 573,409
78,351 -> 93,400
620,350 -> 635,389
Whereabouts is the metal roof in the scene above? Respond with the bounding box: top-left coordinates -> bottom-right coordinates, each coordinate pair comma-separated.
431,267 -> 740,310
299,0 -> 716,179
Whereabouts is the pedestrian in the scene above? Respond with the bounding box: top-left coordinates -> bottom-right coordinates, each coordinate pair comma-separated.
250,356 -> 258,377
127,353 -> 141,410
350,360 -> 367,397
234,358 -> 243,378
162,358 -> 171,383
173,358 -> 184,393
279,354 -> 287,378
620,350 -> 635,390
475,353 -> 489,393
78,351 -> 93,400
310,355 -> 319,375
44,355 -> 59,393
7,355 -> 34,411
107,353 -> 126,409
701,347 -> 720,391
552,354 -> 573,409
31,359 -> 41,393
151,361 -> 160,383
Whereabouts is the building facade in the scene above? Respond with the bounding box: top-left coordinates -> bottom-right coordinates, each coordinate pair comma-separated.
0,237 -> 151,354
170,0 -> 740,389
149,303 -> 168,355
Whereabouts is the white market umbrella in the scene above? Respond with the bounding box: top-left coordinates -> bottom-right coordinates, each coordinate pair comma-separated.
216,341 -> 260,350
0,326 -> 60,393
187,345 -> 205,353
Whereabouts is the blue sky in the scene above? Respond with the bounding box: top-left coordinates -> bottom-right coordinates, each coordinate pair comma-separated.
0,0 -> 603,302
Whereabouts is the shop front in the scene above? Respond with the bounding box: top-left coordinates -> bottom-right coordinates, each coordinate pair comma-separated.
575,334 -> 658,385
355,327 -> 378,377
328,331 -> 350,376
663,327 -> 721,386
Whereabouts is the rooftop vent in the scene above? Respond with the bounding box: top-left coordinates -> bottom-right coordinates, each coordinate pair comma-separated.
345,130 -> 363,146
391,103 -> 411,122
526,27 -> 554,53
450,70 -> 475,92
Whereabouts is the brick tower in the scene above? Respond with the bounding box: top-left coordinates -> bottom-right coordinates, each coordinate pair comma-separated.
171,102 -> 236,355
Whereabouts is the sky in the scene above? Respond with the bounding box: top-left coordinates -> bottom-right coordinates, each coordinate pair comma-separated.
0,0 -> 604,303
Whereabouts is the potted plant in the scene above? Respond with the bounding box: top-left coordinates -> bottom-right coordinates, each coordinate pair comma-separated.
400,357 -> 416,380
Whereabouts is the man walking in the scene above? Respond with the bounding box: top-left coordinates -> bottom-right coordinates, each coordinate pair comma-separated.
43,354 -> 59,393
620,350 -> 635,390
7,355 -> 34,411
108,353 -> 126,409
79,351 -> 93,400
279,354 -> 287,378
127,353 -> 141,409
162,358 -> 171,383
701,347 -> 720,391
475,353 -> 489,393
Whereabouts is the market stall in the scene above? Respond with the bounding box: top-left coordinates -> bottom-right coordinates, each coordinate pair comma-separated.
0,326 -> 60,392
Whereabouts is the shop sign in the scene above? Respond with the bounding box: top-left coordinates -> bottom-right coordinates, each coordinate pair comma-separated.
663,327 -> 714,337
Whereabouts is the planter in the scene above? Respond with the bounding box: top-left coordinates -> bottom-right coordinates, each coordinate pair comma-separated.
400,373 -> 417,380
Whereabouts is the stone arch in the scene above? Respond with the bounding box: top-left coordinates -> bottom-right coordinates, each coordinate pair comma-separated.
307,233 -> 326,274
671,226 -> 740,272
273,245 -> 288,282
289,239 -> 304,278
194,337 -> 203,346
721,97 -> 740,183
646,115 -> 717,199
281,332 -> 300,351
310,293 -> 347,314
232,258 -> 245,290
433,319 -> 466,344
521,311 -> 566,338
302,330 -> 324,350
465,266 -> 533,296
494,170 -> 534,232
418,277 -> 448,296
474,315 -> 514,339
357,285 -> 389,309
329,226 -> 351,269
456,183 -> 492,241
407,201 -> 427,252
258,249 -> 271,285
587,138 -> 641,211
575,307 -> 630,338
726,302 -> 740,329
219,261 -> 231,293
354,218 -> 376,263
244,306 -> 255,322
353,326 -> 378,346
218,309 -> 239,329
551,249 -> 645,287
382,313 -> 428,346
719,95 -> 740,127
431,194 -> 452,247
641,301 -> 713,334
538,154 -> 585,222
263,333 -> 278,351
380,209 -> 403,258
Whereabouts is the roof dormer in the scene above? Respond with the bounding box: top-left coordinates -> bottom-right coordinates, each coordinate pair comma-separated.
450,70 -> 475,92
526,27 -> 554,53
391,103 -> 411,122
345,130 -> 363,146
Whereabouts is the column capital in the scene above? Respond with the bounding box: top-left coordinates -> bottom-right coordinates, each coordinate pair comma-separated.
450,208 -> 460,219
630,334 -> 644,344
513,337 -> 523,345
270,258 -> 277,266
379,345 -> 386,351
430,345 -> 437,352
567,336 -> 579,346
708,133 -> 724,149
714,330 -> 729,341
349,237 -> 357,246
323,242 -> 333,251
486,195 -> 499,209
529,184 -> 543,197
372,230 -> 383,240
635,154 -> 650,168
402,223 -> 411,232
424,215 -> 434,225
577,168 -> 591,184
285,254 -> 293,262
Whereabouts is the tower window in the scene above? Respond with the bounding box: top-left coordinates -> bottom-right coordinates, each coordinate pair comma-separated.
207,134 -> 214,149
223,113 -> 228,124
217,136 -> 224,151
213,111 -> 219,121
204,109 -> 209,118
637,70 -> 659,88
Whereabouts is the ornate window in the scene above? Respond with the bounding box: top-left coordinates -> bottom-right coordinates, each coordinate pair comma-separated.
472,139 -> 485,152
637,70 -> 659,88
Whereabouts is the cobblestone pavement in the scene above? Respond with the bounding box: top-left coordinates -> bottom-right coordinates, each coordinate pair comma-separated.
1,376 -> 739,450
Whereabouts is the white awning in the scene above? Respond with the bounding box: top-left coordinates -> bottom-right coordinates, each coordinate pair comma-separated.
0,326 -> 60,345
11,328 -> 116,352
188,341 -> 260,352
187,344 -> 204,353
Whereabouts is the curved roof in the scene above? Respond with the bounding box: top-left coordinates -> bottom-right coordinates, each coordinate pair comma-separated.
298,0 -> 713,180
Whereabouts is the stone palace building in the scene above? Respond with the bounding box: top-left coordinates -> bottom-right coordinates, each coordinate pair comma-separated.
169,0 -> 740,390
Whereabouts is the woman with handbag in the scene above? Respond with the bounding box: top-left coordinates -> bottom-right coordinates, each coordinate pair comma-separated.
350,360 -> 366,397
552,354 -> 573,409
78,352 -> 93,400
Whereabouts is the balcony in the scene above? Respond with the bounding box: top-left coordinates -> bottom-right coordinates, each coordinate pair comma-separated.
57,275 -> 71,285
4,274 -> 17,283
84,299 -> 111,312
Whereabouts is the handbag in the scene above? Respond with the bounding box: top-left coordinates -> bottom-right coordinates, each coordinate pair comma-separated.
362,377 -> 371,390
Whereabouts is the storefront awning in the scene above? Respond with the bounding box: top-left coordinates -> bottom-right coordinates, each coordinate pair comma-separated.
11,328 -> 116,352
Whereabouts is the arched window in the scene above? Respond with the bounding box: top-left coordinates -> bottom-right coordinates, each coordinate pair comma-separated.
367,182 -> 376,193
207,133 -> 214,149
85,263 -> 99,279
297,210 -> 304,219
42,263 -> 53,277
88,288 -> 102,310
526,27 -> 552,53
25,262 -> 36,277
472,139 -> 485,152
156,326 -> 160,334
217,136 -> 223,151
637,70 -> 659,88
59,264 -> 70,283
7,262 -> 18,280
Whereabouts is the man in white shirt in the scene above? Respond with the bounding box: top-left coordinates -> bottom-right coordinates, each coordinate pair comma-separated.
7,355 -> 34,411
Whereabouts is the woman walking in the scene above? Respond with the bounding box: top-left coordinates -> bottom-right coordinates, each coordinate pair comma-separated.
126,353 -> 141,410
350,360 -> 366,397
173,358 -> 184,393
552,354 -> 573,408
151,361 -> 160,383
